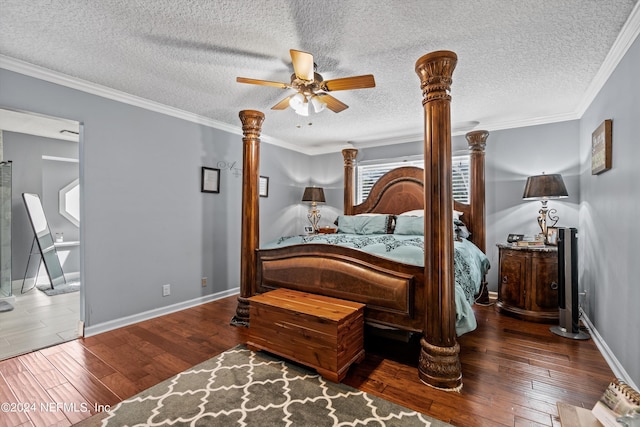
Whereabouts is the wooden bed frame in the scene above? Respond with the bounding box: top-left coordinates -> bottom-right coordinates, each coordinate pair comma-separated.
233,51 -> 488,390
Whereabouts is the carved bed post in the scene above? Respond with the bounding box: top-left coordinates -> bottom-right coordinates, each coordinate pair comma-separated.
465,130 -> 488,253
231,110 -> 265,327
342,148 -> 358,214
466,130 -> 490,304
415,50 -> 461,390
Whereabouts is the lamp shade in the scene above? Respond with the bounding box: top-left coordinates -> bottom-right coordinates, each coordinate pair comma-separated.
302,187 -> 326,203
522,174 -> 568,200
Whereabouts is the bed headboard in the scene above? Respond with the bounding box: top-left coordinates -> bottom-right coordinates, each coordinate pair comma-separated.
342,129 -> 487,253
352,167 -> 424,215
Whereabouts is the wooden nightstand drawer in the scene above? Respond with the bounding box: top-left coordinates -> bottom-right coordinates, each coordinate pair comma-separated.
495,244 -> 559,323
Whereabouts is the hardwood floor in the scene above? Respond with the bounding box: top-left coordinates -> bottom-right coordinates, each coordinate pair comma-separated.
0,295 -> 613,427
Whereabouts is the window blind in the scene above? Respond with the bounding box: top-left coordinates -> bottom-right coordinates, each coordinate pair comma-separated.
356,155 -> 470,204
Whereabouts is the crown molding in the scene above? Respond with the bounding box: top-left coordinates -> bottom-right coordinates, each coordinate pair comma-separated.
575,1 -> 640,116
0,55 -> 315,155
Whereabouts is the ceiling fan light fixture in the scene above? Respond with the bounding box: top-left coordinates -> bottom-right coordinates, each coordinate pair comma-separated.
289,92 -> 304,109
290,93 -> 310,116
238,49 -> 375,114
310,95 -> 326,113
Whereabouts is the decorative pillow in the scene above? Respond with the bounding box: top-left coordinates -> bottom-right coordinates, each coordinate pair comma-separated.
356,213 -> 396,233
336,215 -> 390,234
454,219 -> 471,240
394,216 -> 424,235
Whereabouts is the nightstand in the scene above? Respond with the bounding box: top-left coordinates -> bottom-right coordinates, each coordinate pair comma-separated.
495,243 -> 559,323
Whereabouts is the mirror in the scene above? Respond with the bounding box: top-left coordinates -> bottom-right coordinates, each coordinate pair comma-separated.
22,193 -> 66,288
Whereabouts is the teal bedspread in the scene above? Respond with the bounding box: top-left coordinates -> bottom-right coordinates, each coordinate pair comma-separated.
262,234 -> 490,336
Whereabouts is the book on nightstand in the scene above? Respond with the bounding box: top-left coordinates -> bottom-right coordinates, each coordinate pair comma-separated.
591,379 -> 640,427
515,240 -> 546,247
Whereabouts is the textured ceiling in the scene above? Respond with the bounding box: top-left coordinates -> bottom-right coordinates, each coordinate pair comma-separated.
1,1 -> 638,154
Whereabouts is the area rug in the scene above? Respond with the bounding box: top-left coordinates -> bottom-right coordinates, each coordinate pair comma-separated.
76,345 -> 451,426
36,281 -> 80,296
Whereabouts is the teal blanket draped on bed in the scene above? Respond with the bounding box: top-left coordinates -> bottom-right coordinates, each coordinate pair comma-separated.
261,234 -> 490,336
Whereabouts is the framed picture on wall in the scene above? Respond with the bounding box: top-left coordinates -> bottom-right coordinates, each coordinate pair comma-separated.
591,119 -> 612,175
201,167 -> 220,193
259,176 -> 269,197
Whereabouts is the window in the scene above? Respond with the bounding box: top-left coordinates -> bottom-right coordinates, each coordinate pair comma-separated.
356,155 -> 470,204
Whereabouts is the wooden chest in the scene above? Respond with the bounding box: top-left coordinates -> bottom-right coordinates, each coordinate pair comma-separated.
247,288 -> 365,382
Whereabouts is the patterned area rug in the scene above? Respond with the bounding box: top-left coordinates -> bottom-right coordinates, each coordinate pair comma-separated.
76,345 -> 451,426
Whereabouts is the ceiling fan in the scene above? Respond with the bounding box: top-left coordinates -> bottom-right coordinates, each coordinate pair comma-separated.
236,49 -> 375,116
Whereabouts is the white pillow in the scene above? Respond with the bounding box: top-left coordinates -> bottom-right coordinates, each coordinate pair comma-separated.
401,209 -> 464,221
399,209 -> 424,216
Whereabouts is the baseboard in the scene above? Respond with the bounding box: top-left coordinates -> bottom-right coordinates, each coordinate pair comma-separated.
580,308 -> 638,390
84,288 -> 240,338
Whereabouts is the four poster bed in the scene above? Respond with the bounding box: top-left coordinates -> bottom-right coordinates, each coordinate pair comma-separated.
258,157 -> 489,336
235,50 -> 488,390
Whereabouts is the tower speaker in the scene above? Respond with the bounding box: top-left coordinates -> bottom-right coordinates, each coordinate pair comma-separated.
550,227 -> 589,340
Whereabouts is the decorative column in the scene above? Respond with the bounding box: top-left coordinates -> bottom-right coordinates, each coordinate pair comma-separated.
414,50 -> 461,390
342,149 -> 358,214
231,110 -> 265,327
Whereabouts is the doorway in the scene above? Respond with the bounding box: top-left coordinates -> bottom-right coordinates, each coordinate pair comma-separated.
0,108 -> 82,360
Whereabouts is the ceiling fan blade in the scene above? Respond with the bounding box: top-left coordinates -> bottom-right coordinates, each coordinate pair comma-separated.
321,74 -> 376,92
316,93 -> 348,113
236,77 -> 289,89
271,95 -> 294,110
290,49 -> 314,81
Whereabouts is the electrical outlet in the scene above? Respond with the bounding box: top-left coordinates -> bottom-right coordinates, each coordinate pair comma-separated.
201,277 -> 207,287
162,284 -> 171,297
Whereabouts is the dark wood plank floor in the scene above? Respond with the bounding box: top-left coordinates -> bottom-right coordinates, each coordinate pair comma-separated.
0,295 -> 613,427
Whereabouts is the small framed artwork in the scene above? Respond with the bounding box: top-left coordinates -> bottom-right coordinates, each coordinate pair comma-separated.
591,119 -> 612,175
201,167 -> 220,193
259,176 -> 269,197
303,226 -> 314,234
546,227 -> 559,246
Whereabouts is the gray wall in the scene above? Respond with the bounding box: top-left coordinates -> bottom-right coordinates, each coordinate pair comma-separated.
4,132 -> 80,277
483,122 -> 580,288
0,69 -> 311,327
578,33 -> 640,386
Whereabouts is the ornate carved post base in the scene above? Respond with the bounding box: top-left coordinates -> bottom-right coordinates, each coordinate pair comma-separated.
418,337 -> 462,391
231,110 -> 265,327
230,296 -> 250,327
